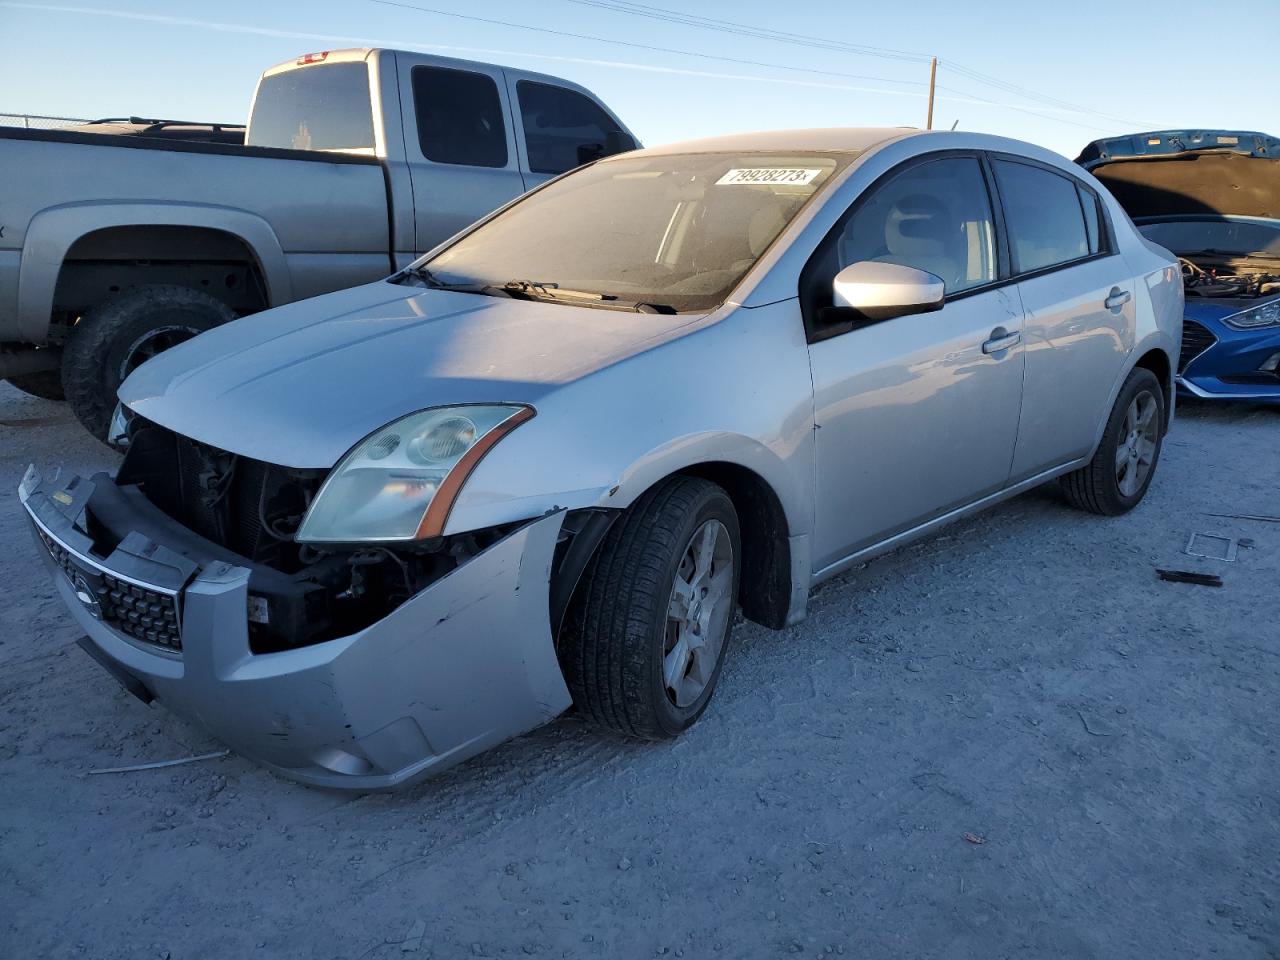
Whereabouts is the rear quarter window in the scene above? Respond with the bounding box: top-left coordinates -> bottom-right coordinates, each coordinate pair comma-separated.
994,159 -> 1090,274
247,62 -> 374,152
1078,185 -> 1104,254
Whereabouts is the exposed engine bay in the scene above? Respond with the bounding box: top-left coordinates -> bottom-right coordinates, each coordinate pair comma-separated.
112,421 -> 523,653
1180,257 -> 1280,300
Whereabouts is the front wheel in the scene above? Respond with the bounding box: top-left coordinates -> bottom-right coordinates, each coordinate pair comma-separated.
559,476 -> 741,740
1060,367 -> 1165,515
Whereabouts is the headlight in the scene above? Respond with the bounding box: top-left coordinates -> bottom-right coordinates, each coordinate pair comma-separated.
295,404 -> 534,543
1224,300 -> 1280,330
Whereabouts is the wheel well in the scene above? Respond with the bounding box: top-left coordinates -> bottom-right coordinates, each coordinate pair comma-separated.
676,462 -> 793,630
1133,347 -> 1173,430
51,225 -> 269,333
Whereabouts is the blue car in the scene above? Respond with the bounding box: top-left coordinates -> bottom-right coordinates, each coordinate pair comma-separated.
1079,130 -> 1280,405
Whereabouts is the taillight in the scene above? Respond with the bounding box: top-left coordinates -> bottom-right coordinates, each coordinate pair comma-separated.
296,51 -> 330,65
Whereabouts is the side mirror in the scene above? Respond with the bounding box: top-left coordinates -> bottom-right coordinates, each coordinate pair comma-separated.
830,261 -> 945,324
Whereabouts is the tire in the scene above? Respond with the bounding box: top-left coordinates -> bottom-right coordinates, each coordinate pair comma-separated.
4,370 -> 65,401
61,285 -> 235,439
560,476 -> 742,740
1060,367 -> 1165,515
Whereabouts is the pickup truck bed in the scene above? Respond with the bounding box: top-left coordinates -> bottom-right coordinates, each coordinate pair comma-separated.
0,126 -> 395,347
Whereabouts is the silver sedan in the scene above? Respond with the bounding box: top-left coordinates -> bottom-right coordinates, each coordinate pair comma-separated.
21,128 -> 1183,788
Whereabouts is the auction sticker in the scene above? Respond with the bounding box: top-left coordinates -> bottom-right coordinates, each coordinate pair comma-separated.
716,168 -> 822,186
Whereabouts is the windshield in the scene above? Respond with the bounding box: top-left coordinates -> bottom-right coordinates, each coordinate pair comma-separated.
420,151 -> 852,312
1139,219 -> 1280,260
247,62 -> 375,153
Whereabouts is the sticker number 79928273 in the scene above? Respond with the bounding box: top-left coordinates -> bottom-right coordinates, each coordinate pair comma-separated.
715,168 -> 823,186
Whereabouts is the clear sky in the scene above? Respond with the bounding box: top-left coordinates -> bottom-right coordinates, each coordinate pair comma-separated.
1,0 -> 1277,159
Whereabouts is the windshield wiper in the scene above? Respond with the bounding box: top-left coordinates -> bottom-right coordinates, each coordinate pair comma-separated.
403,266 -> 495,292
500,280 -> 677,314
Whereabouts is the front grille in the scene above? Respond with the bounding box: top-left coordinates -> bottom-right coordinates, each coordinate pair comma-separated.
1179,319 -> 1217,373
100,574 -> 182,651
36,525 -> 78,582
34,525 -> 183,652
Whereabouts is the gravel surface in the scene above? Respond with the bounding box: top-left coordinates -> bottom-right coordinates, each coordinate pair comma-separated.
2,381 -> 1278,960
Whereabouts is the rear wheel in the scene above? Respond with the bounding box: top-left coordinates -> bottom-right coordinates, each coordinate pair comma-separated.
61,285 -> 235,439
1060,367 -> 1165,515
560,476 -> 741,740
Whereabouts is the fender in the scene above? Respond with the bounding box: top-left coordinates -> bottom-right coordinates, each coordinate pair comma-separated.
446,427 -> 815,630
1087,327 -> 1179,459
16,201 -> 293,343
446,425 -> 815,545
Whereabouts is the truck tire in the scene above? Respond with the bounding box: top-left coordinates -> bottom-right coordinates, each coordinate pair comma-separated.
559,476 -> 741,741
1060,367 -> 1165,515
4,371 -> 65,401
62,285 -> 236,439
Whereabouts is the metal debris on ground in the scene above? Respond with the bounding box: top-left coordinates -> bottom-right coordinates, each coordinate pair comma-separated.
1155,569 -> 1223,588
962,833 -> 986,845
87,749 -> 230,775
1184,533 -> 1238,562
1205,512 -> 1280,524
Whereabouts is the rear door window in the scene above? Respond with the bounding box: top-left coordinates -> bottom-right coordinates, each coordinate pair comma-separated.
516,81 -> 632,175
247,62 -> 374,152
994,159 -> 1091,273
412,66 -> 508,167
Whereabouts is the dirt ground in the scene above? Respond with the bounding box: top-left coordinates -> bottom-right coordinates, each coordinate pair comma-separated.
1,380 -> 1278,960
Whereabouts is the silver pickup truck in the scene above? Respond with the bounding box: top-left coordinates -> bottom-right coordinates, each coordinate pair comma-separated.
0,47 -> 637,435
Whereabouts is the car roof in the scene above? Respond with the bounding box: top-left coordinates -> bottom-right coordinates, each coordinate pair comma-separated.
629,127 -> 922,157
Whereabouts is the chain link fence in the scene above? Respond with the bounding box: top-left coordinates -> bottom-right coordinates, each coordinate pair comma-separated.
0,113 -> 89,130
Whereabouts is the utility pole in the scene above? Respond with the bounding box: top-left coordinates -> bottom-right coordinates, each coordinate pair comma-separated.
926,56 -> 937,130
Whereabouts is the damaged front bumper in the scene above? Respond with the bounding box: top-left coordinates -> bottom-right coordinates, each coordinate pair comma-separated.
1178,316 -> 1280,403
19,466 -> 573,790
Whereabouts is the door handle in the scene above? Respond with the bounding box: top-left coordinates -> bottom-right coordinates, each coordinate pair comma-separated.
1105,287 -> 1131,310
981,328 -> 1021,355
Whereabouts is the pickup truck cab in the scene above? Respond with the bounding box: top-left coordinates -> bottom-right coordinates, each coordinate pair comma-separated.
0,47 -> 637,435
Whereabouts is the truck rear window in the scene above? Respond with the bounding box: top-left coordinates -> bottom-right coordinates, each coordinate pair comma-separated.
247,62 -> 375,153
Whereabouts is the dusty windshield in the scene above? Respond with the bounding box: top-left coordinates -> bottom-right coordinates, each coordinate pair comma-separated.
420,152 -> 852,312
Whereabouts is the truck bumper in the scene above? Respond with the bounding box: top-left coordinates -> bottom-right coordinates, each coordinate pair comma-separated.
19,466 -> 572,790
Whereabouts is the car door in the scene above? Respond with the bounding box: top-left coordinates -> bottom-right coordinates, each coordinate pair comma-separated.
398,59 -> 527,253
990,157 -> 1138,481
806,153 -> 1026,571
504,76 -> 637,190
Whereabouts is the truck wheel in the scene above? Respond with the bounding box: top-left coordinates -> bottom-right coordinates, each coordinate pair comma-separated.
1060,367 -> 1165,515
4,371 -> 65,401
62,285 -> 236,438
560,476 -> 741,740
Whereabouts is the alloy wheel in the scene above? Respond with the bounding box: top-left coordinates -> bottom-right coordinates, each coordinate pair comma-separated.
1115,389 -> 1159,497
663,519 -> 734,708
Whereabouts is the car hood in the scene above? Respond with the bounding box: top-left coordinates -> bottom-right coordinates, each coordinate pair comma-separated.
120,280 -> 701,467
1077,130 -> 1280,220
